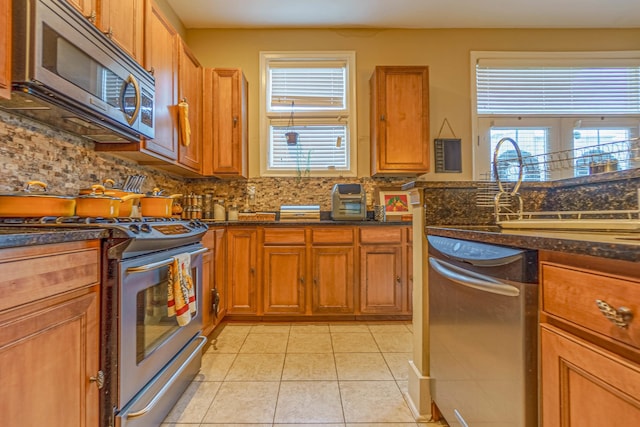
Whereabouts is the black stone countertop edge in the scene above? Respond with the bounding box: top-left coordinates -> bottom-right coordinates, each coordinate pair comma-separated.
203,219 -> 411,226
0,227 -> 108,249
426,225 -> 640,263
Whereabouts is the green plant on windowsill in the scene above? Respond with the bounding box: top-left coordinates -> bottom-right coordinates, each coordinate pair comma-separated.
295,143 -> 312,182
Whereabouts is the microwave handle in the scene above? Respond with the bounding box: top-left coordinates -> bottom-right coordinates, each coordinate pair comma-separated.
126,247 -> 207,273
122,74 -> 141,125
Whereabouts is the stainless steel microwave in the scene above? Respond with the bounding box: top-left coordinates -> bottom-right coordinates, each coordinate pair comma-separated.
0,0 -> 155,143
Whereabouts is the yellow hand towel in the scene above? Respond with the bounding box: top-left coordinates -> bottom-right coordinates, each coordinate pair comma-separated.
178,99 -> 191,147
167,252 -> 196,326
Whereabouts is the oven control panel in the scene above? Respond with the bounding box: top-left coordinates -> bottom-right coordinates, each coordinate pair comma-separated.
154,224 -> 192,235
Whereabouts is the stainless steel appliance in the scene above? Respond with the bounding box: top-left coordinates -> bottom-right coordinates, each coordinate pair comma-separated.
427,235 -> 538,427
0,0 -> 155,142
0,216 -> 208,427
331,184 -> 366,220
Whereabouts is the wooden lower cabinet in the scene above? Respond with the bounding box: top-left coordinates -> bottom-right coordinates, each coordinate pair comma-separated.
541,324 -> 640,426
0,240 -> 101,427
202,228 -> 227,335
223,224 -> 411,319
263,246 -> 306,314
226,228 -> 258,314
359,244 -> 403,313
311,246 -> 355,313
539,251 -> 640,426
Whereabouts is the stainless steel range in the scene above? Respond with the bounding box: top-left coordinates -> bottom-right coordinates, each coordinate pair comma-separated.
1,217 -> 209,427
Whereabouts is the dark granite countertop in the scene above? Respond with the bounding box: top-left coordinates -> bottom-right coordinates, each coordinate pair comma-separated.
202,219 -> 411,226
0,227 -> 108,249
427,225 -> 640,263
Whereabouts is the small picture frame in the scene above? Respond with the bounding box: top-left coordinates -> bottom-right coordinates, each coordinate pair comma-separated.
378,191 -> 411,222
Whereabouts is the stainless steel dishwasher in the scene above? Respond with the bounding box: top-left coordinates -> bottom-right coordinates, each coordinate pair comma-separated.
427,234 -> 538,427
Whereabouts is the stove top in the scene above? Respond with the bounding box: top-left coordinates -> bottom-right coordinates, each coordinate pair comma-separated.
0,216 -> 209,240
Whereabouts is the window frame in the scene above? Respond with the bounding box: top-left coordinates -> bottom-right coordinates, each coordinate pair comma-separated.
259,51 -> 357,177
471,51 -> 640,181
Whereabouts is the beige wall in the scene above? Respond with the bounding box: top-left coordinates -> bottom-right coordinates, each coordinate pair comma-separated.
184,27 -> 640,179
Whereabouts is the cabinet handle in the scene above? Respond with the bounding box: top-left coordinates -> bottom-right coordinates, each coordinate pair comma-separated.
300,277 -> 305,284
313,278 -> 318,286
380,114 -> 386,121
90,371 -> 105,390
148,67 -> 155,76
104,27 -> 113,39
86,10 -> 97,23
396,276 -> 401,283
595,299 -> 633,329
233,117 -> 238,127
250,267 -> 255,275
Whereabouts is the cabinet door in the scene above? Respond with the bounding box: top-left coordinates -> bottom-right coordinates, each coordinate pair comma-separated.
226,228 -> 258,314
0,0 -> 10,99
0,289 -> 100,426
143,1 -> 178,160
312,247 -> 355,314
263,246 -> 306,314
541,324 -> 640,426
201,247 -> 214,335
177,40 -> 203,172
99,0 -> 144,63
359,245 -> 403,313
65,0 -> 95,18
203,68 -> 248,177
370,66 -> 429,175
213,228 -> 227,320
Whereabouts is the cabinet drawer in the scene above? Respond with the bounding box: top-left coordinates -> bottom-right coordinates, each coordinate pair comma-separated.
541,262 -> 640,350
263,228 -> 306,245
0,241 -> 100,312
312,228 -> 354,245
359,227 -> 403,244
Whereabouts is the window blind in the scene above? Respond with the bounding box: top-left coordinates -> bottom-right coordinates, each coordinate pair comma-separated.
269,124 -> 348,170
269,65 -> 346,110
477,63 -> 640,115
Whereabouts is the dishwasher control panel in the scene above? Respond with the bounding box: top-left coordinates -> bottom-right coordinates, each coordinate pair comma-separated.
427,235 -> 525,266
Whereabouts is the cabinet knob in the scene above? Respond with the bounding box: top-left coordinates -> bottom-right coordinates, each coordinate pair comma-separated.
90,370 -> 105,389
250,267 -> 255,274
104,27 -> 113,39
233,117 -> 238,127
595,299 -> 633,329
300,277 -> 305,284
148,67 -> 155,76
396,276 -> 401,283
85,10 -> 97,23
380,114 -> 386,121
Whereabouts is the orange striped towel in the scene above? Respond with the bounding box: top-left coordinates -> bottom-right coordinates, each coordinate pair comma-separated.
167,253 -> 196,326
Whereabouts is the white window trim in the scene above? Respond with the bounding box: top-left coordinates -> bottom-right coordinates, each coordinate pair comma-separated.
259,51 -> 357,177
470,50 -> 640,180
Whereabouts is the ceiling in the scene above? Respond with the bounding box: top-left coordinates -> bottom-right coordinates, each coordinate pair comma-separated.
166,0 -> 640,29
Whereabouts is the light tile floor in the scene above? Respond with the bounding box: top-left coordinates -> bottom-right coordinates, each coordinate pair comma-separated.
162,321 -> 446,427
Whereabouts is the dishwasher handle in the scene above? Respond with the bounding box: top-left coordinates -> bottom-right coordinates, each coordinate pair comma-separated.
429,257 -> 520,297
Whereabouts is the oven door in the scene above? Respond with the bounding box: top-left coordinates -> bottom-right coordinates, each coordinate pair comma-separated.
118,244 -> 206,409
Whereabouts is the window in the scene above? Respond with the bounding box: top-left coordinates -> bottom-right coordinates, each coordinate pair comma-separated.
260,52 -> 357,176
472,51 -> 640,181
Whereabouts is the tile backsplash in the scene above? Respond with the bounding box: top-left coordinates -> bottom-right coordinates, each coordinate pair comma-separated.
0,111 -> 408,208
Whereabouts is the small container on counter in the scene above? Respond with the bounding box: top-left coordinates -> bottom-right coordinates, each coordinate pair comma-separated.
213,198 -> 226,221
228,203 -> 238,221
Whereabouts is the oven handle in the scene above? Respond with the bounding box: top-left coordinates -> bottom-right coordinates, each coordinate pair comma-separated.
429,257 -> 520,297
126,335 -> 207,420
126,247 -> 208,273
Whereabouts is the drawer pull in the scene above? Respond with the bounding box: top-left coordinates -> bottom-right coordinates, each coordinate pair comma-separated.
595,300 -> 633,329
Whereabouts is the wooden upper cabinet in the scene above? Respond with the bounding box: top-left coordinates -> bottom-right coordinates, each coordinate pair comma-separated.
177,40 -> 203,172
142,1 -> 179,161
66,0 -> 144,63
203,68 -> 249,178
370,66 -> 430,176
0,0 -> 10,99
100,0 -> 144,63
65,0 -> 95,18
